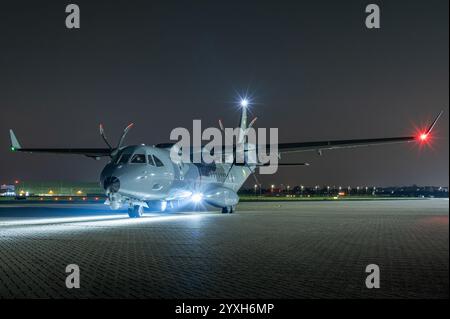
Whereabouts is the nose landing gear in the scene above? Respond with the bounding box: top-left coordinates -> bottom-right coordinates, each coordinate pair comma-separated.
128,205 -> 144,218
221,205 -> 235,214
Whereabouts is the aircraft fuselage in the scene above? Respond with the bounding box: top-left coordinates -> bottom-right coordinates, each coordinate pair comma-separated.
100,144 -> 253,211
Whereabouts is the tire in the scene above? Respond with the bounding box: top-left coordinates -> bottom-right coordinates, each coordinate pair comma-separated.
128,205 -> 144,218
221,206 -> 235,214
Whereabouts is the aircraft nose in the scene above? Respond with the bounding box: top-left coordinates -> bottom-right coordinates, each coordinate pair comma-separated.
104,176 -> 120,193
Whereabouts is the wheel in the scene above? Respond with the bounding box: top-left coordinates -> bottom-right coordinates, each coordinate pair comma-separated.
221,206 -> 235,214
128,205 -> 144,218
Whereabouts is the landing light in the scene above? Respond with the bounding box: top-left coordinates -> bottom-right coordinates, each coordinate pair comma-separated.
191,193 -> 203,203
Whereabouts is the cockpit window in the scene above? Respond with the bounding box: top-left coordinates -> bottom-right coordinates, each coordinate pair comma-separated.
147,155 -> 155,166
117,153 -> 132,164
131,154 -> 146,164
153,155 -> 164,167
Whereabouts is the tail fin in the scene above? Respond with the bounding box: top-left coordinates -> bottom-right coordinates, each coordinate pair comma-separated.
238,105 -> 248,143
9,129 -> 21,151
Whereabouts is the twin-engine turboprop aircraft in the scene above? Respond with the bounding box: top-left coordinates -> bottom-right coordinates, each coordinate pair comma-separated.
9,103 -> 443,218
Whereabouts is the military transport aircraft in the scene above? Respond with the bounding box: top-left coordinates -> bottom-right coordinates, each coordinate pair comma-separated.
9,103 -> 443,218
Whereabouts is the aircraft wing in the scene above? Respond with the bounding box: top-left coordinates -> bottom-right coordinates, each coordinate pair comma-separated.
156,111 -> 443,157
9,130 -> 111,159
246,110 -> 443,155
274,110 -> 443,154
276,136 -> 415,154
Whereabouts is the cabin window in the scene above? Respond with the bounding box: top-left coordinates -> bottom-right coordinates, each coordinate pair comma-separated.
131,154 -> 146,164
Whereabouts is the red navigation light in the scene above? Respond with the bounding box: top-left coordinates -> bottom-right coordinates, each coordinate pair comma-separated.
415,110 -> 443,145
419,133 -> 428,141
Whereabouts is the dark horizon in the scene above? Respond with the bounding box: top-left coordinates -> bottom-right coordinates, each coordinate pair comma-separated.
0,0 -> 448,187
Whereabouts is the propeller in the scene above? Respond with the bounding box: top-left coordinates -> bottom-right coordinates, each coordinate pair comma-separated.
99,123 -> 134,157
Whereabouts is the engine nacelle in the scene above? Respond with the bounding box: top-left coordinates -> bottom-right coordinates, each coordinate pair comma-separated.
203,187 -> 239,208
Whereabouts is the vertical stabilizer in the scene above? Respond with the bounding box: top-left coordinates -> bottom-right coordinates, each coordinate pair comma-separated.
238,104 -> 248,144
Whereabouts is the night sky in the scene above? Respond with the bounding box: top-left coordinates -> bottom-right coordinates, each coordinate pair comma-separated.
0,0 -> 448,187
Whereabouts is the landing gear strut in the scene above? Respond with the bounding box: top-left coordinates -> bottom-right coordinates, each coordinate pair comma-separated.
128,205 -> 144,218
221,206 -> 235,214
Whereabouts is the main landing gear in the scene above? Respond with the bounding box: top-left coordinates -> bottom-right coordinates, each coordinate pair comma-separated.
128,205 -> 144,218
221,206 -> 236,214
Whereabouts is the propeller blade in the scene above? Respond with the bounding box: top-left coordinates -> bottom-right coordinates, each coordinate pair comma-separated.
99,124 -> 113,149
117,123 -> 134,150
248,117 -> 257,129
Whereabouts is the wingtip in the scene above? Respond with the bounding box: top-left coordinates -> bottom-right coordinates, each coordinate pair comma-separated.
425,110 -> 444,135
9,129 -> 21,150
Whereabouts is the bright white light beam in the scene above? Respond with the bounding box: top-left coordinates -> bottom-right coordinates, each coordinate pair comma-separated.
240,99 -> 249,108
191,193 -> 203,203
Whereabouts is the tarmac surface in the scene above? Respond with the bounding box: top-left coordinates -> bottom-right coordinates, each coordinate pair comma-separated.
0,199 -> 448,299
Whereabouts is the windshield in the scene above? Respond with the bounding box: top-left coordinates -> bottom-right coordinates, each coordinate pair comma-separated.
131,154 -> 146,164
117,153 -> 132,164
